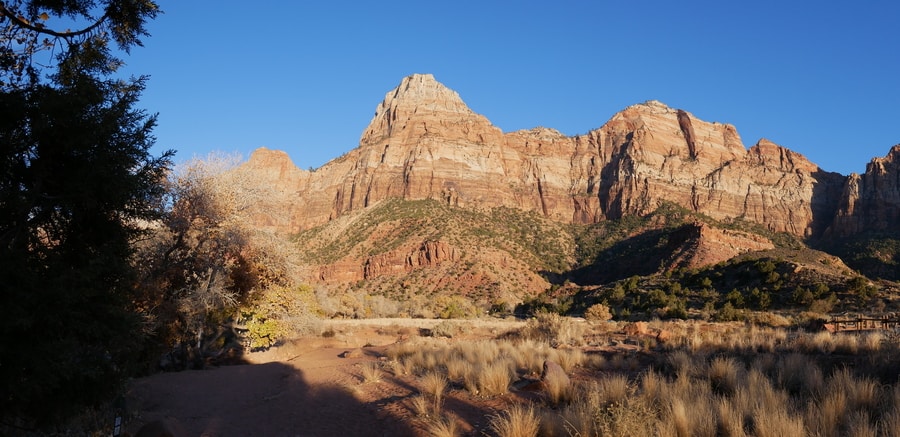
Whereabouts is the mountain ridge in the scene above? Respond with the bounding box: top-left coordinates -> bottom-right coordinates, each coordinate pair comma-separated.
240,74 -> 898,238
234,74 -> 899,299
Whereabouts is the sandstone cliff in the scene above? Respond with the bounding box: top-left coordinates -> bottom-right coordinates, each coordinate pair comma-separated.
243,73 -> 855,240
828,145 -> 900,237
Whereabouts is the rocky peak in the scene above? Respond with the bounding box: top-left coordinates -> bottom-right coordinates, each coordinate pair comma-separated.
866,144 -> 900,174
748,139 -> 819,173
242,147 -> 307,188
828,144 -> 900,237
359,73 -> 487,146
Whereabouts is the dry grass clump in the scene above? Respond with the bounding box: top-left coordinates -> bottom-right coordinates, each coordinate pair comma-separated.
427,415 -> 460,437
863,330 -> 884,352
708,356 -> 742,395
359,361 -> 382,383
775,352 -> 824,396
516,312 -> 585,347
542,366 -> 572,406
554,348 -> 585,373
490,403 -> 540,437
419,371 -> 447,413
477,361 -> 513,396
410,394 -> 432,418
751,405 -> 805,437
379,319 -> 900,437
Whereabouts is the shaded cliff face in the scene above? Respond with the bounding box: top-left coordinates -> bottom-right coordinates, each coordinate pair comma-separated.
244,73 -> 856,240
828,145 -> 900,237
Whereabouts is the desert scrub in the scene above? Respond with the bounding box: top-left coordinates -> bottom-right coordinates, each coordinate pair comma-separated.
490,403 -> 540,437
584,303 -> 613,322
477,361 -> 513,396
419,371 -> 448,413
359,361 -> 382,383
516,312 -> 586,347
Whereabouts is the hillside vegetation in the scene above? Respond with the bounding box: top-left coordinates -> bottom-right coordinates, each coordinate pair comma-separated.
291,197 -> 899,323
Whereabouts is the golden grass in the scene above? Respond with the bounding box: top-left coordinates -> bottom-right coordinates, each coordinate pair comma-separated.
708,356 -> 741,395
554,348 -> 585,373
410,394 -> 432,418
367,318 -> 900,437
542,366 -> 572,406
419,370 -> 447,413
359,361 -> 382,383
477,361 -> 512,396
490,403 -> 540,437
427,415 -> 460,437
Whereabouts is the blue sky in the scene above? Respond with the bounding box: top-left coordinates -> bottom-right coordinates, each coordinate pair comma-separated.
120,1 -> 899,175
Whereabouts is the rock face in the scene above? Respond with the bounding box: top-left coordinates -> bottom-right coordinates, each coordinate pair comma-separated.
241,73 -> 894,243
663,223 -> 776,271
828,145 -> 900,237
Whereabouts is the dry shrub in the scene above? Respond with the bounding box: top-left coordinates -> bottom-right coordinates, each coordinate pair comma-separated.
752,405 -> 804,437
847,411 -> 877,437
668,350 -> 696,377
639,370 -> 667,408
519,312 -> 586,347
597,374 -> 632,406
776,352 -> 823,396
660,393 -> 716,437
410,394 -> 431,418
359,361 -> 382,383
862,330 -> 884,352
478,361 -> 512,396
427,415 -> 460,437
715,397 -> 746,437
667,397 -> 691,437
708,357 -> 742,396
490,403 -> 540,437
384,340 -> 419,361
834,333 -> 860,355
419,371 -> 447,413
807,389 -> 848,437
608,352 -> 626,371
882,409 -> 900,437
543,366 -> 572,406
804,331 -> 837,354
445,355 -> 472,382
585,303 -> 613,322
554,348 -> 585,373
585,352 -> 606,371
594,397 -> 658,437
829,368 -> 880,413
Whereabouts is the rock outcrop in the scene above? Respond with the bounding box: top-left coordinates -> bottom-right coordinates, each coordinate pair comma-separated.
239,74 -> 894,244
828,145 -> 900,237
663,223 -> 776,271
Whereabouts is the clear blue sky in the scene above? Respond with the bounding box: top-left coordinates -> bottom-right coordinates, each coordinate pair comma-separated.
120,1 -> 899,176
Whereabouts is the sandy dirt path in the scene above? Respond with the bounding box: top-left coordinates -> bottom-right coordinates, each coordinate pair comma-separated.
125,318 -> 528,436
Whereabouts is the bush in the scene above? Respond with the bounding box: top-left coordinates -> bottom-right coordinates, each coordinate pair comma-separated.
432,320 -> 459,338
585,303 -> 613,322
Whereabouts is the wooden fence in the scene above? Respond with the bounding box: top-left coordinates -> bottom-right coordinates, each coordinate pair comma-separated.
826,316 -> 900,332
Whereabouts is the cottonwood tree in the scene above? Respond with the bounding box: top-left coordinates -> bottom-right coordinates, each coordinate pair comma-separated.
133,153 -> 315,364
0,0 -> 167,427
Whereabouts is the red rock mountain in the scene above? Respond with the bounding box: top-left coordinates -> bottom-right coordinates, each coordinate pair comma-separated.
241,73 -> 899,241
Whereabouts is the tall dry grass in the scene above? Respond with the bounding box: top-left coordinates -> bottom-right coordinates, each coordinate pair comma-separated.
379,318 -> 900,437
490,403 -> 540,437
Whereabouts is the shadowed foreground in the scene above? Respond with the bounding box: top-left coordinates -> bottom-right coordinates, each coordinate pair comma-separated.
126,354 -> 416,437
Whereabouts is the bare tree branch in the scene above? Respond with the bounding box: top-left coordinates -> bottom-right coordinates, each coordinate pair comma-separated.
0,3 -> 108,39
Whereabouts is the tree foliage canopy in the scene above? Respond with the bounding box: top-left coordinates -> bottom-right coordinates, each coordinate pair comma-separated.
0,0 -> 168,427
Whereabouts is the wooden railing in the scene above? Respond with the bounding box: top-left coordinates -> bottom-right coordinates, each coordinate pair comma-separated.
826,316 -> 900,332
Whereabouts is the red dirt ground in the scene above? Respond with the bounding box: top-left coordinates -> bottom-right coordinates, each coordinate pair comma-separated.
125,319 -> 528,437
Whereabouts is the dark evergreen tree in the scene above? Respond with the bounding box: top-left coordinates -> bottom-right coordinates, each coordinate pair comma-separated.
0,0 -> 170,426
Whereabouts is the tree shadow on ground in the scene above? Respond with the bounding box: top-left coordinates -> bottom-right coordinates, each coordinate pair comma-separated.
126,361 -> 417,436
